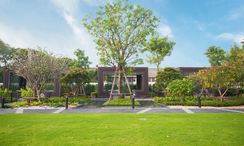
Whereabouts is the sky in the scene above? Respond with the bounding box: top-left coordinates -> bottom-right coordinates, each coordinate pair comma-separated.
0,0 -> 244,68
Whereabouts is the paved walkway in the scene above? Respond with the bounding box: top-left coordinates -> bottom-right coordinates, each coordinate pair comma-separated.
0,107 -> 244,114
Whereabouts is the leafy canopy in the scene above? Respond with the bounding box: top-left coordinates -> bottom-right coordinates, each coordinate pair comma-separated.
72,48 -> 91,69
142,36 -> 175,70
0,39 -> 14,67
205,46 -> 226,66
155,67 -> 183,91
166,79 -> 195,97
83,0 -> 159,67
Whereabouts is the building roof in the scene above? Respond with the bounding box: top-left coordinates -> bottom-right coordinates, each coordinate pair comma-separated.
148,67 -> 206,77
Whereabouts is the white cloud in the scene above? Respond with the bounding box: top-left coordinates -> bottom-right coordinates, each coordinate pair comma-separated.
51,0 -> 98,65
158,24 -> 173,38
216,33 -> 244,44
0,22 -> 79,58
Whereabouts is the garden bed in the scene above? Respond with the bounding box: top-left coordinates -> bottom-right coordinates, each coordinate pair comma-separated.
8,97 -> 90,108
104,98 -> 140,106
154,96 -> 244,107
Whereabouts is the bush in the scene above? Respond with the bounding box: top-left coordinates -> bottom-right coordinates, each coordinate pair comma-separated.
155,68 -> 183,91
90,92 -> 97,98
10,101 -> 28,108
154,96 -> 244,107
166,79 -> 195,97
20,87 -> 33,97
40,97 -> 89,107
31,101 -> 42,106
84,84 -> 97,96
0,88 -> 12,98
104,98 -> 140,106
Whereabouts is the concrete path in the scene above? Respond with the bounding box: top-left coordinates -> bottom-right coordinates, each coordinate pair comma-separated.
0,107 -> 244,114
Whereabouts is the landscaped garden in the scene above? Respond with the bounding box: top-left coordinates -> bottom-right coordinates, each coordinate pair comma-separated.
0,114 -> 243,146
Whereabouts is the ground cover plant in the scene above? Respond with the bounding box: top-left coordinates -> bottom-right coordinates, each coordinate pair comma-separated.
9,97 -> 89,108
104,97 -> 140,106
0,114 -> 243,146
154,96 -> 244,106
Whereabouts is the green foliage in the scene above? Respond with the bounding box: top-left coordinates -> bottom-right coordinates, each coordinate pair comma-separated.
154,96 -> 244,106
20,87 -> 33,97
61,67 -> 90,95
43,83 -> 54,90
31,101 -> 42,106
205,46 -> 226,66
61,68 -> 90,85
87,70 -> 97,82
195,65 -> 236,98
83,0 -> 158,66
72,49 -> 91,69
0,88 -> 12,98
142,36 -> 175,70
90,92 -> 97,98
155,67 -> 183,91
9,101 -> 28,108
105,98 -> 139,106
84,84 -> 97,96
0,39 -> 14,67
13,48 -> 68,99
166,79 -> 195,97
83,0 -> 159,94
40,97 -> 89,107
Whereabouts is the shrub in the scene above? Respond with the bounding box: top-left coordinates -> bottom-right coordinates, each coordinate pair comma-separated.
21,87 -> 33,97
166,79 -> 195,97
104,98 -> 140,106
10,101 -> 28,108
154,96 -> 244,107
0,88 -> 12,98
155,68 -> 183,91
90,92 -> 97,98
31,101 -> 42,106
40,97 -> 89,107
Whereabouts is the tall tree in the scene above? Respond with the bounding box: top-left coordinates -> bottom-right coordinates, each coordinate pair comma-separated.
72,48 -> 91,69
205,46 -> 226,66
0,39 -> 14,67
142,36 -> 175,71
83,0 -> 158,98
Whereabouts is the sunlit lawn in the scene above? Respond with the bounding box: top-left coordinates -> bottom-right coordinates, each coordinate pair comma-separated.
0,114 -> 243,146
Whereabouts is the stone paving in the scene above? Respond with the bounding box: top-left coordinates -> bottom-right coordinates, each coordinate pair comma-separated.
0,107 -> 244,114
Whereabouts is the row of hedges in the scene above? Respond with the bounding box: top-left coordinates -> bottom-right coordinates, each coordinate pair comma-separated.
154,96 -> 244,107
9,97 -> 89,108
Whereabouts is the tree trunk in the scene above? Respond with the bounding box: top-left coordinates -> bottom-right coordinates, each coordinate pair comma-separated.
109,67 -> 118,101
157,63 -> 160,72
37,89 -> 41,102
218,88 -> 229,102
117,65 -> 123,96
81,84 -> 86,95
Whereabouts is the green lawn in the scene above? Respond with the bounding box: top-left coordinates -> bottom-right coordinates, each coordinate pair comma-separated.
0,114 -> 244,146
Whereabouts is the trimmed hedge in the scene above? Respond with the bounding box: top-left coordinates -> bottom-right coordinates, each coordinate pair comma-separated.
154,96 -> 244,107
9,97 -> 89,108
104,98 -> 139,106
40,97 -> 89,107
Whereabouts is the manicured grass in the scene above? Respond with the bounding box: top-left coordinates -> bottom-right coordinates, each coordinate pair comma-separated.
0,114 -> 244,146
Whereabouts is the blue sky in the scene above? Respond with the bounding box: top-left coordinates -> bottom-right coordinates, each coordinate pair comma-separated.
0,0 -> 244,68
